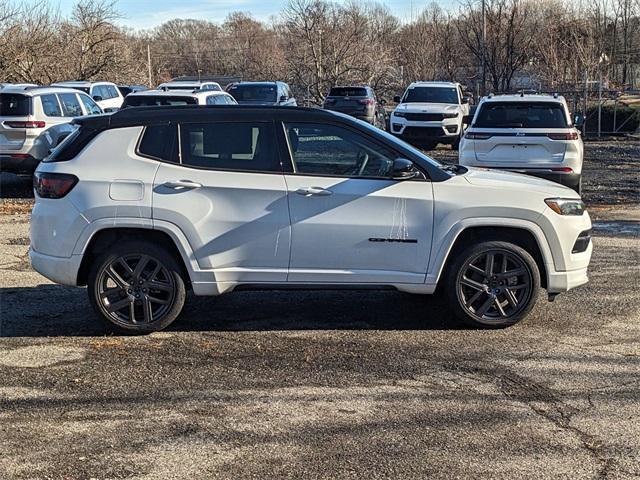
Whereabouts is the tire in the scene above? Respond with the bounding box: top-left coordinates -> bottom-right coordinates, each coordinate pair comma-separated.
444,241 -> 540,328
574,176 -> 582,195
87,240 -> 186,334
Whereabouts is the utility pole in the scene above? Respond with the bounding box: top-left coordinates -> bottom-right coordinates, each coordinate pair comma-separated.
481,0 -> 486,96
147,44 -> 153,88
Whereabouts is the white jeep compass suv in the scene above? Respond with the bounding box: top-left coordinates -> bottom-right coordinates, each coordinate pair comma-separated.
459,94 -> 583,193
30,106 -> 592,333
390,81 -> 471,150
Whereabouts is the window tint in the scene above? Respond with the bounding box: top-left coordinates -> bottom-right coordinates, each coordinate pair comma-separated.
206,95 -> 224,105
475,102 -> 568,128
403,87 -> 458,104
180,122 -> 277,172
138,124 -> 177,161
78,94 -> 102,115
59,93 -> 83,117
106,85 -> 119,98
328,87 -> 368,97
285,123 -> 396,178
124,95 -> 197,107
228,84 -> 277,103
40,94 -> 62,117
0,94 -> 31,116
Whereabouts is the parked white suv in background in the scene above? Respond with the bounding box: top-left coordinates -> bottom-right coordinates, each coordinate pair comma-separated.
390,81 -> 471,150
0,86 -> 102,174
157,79 -> 222,92
459,94 -> 583,193
122,89 -> 237,107
51,81 -> 124,112
30,106 -> 592,333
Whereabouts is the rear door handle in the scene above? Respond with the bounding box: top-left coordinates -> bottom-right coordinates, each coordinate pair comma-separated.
295,187 -> 333,197
163,180 -> 202,189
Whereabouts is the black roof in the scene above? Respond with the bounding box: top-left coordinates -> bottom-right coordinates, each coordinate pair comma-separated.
75,105 -> 334,129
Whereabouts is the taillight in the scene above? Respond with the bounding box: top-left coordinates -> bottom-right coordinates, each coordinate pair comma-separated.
547,132 -> 579,140
5,121 -> 46,129
551,167 -> 574,173
33,172 -> 78,198
465,132 -> 492,140
358,98 -> 375,106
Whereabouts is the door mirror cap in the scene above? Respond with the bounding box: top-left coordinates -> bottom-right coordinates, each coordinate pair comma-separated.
573,113 -> 585,128
391,158 -> 418,180
92,95 -> 103,102
393,95 -> 401,104
462,96 -> 471,104
279,95 -> 288,103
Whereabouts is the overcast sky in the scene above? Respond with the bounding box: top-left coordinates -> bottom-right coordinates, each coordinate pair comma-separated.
41,0 -> 457,30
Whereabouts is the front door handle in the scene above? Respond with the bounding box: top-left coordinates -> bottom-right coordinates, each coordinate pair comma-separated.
163,180 -> 202,189
295,186 -> 333,197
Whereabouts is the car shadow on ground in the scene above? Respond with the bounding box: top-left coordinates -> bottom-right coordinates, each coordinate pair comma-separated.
0,284 -> 468,337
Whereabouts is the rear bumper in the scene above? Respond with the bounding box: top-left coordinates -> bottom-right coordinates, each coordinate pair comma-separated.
29,248 -> 82,286
0,154 -> 40,174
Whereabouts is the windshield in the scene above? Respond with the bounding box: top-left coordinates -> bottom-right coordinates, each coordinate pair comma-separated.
123,96 -> 197,107
0,93 -> 31,116
328,87 -> 367,97
474,102 -> 568,128
228,84 -> 277,103
402,87 -> 458,104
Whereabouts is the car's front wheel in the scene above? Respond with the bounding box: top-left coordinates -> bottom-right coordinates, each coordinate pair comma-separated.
444,241 -> 540,328
88,241 -> 186,333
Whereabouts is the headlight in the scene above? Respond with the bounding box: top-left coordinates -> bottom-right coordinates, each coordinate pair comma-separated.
443,112 -> 459,118
545,198 -> 586,216
393,112 -> 406,118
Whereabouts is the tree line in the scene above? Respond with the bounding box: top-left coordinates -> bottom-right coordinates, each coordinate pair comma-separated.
1,0 -> 638,103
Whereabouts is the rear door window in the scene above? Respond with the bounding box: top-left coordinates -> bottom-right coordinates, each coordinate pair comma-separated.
0,94 -> 32,116
40,94 -> 62,117
475,102 -> 568,128
59,93 -> 83,117
180,122 -> 278,172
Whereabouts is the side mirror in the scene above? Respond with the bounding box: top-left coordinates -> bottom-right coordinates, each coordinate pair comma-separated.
573,113 -> 585,128
393,95 -> 401,103
279,95 -> 288,103
462,96 -> 471,104
92,95 -> 103,102
391,158 -> 418,180
462,114 -> 472,125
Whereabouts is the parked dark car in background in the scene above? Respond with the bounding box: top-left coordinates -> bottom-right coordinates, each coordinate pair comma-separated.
323,86 -> 386,129
117,85 -> 148,97
226,81 -> 296,106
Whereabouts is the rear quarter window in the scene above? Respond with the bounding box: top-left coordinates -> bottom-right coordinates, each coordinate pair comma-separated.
40,94 -> 62,117
0,94 -> 32,116
137,124 -> 177,162
475,102 -> 568,128
43,126 -> 97,163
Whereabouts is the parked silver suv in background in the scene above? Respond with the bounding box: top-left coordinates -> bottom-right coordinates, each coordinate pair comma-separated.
459,94 -> 583,193
0,86 -> 102,174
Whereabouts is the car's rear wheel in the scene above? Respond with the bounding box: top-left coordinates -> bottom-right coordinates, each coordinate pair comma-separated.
445,241 -> 540,328
88,241 -> 186,333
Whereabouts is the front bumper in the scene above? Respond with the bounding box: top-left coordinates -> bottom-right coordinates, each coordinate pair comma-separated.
390,121 -> 459,144
547,265 -> 589,293
29,248 -> 83,286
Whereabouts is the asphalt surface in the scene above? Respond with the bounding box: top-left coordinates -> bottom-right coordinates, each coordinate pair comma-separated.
0,140 -> 639,479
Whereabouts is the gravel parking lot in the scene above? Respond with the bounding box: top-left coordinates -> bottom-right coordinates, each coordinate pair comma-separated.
0,140 -> 638,479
